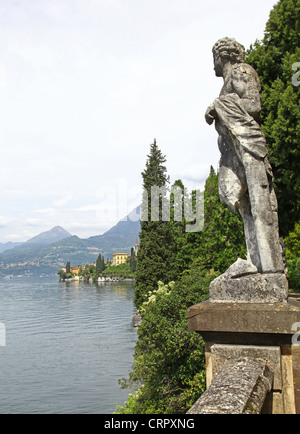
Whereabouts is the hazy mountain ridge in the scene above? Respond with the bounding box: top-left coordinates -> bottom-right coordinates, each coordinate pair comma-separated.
24,226 -> 72,246
0,226 -> 72,255
0,242 -> 23,254
0,210 -> 141,276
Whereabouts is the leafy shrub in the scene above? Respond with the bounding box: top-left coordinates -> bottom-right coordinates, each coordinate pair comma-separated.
117,260 -> 219,414
284,221 -> 300,291
287,258 -> 300,292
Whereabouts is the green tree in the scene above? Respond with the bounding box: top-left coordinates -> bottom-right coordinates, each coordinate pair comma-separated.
58,269 -> 66,280
118,261 -> 218,414
134,140 -> 178,310
96,253 -> 105,276
130,247 -> 137,272
170,179 -> 205,274
66,261 -> 71,274
246,0 -> 300,236
172,170 -> 246,275
285,221 -> 300,260
196,169 -> 247,273
119,168 -> 246,414
285,221 -> 300,291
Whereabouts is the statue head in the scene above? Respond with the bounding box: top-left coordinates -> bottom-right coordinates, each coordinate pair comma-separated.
212,38 -> 245,75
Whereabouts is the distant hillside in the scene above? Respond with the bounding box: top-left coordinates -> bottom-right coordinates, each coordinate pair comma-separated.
0,226 -> 72,255
0,242 -> 22,254
88,207 -> 141,251
0,209 -> 141,276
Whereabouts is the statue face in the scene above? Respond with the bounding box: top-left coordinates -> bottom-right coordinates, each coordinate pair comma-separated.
213,54 -> 224,77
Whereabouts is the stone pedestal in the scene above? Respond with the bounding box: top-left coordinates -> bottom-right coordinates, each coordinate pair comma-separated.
208,259 -> 289,304
188,294 -> 300,414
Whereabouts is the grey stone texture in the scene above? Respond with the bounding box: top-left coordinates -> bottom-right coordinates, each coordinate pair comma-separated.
207,344 -> 282,391
205,37 -> 287,302
187,298 -> 300,413
209,265 -> 288,304
188,357 -> 273,414
188,300 -> 300,336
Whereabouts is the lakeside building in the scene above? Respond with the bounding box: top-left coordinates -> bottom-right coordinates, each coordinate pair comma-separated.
61,266 -> 81,275
70,266 -> 81,276
112,253 -> 131,266
60,240 -> 139,271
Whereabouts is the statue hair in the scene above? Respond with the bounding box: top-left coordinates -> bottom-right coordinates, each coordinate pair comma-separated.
212,37 -> 245,63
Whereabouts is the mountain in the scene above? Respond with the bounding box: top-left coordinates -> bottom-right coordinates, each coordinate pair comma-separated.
88,207 -> 141,251
24,226 -> 72,246
0,226 -> 71,255
0,209 -> 141,276
0,242 -> 23,254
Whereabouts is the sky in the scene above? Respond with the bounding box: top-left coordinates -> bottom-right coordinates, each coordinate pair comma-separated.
0,0 -> 278,242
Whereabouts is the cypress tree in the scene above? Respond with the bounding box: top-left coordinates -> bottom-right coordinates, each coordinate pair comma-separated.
96,254 -> 102,276
134,140 -> 177,310
130,247 -> 137,272
101,256 -> 105,272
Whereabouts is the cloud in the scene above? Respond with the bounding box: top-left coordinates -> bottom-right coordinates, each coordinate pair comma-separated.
73,204 -> 104,212
176,164 -> 211,184
67,221 -> 112,237
25,218 -> 41,226
35,208 -> 56,217
5,233 -> 22,241
0,217 -> 10,227
53,195 -> 73,208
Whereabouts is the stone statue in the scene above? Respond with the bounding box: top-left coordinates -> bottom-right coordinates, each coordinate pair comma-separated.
205,37 -> 288,303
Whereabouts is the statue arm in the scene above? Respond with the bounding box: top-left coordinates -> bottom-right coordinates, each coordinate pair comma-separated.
205,104 -> 218,125
205,65 -> 262,125
231,65 -> 262,119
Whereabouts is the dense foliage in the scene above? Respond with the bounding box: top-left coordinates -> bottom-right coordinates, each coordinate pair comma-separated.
118,168 -> 246,414
102,263 -> 135,280
193,168 -> 246,273
170,168 -> 246,276
130,248 -> 137,272
285,221 -> 300,290
117,262 -> 219,414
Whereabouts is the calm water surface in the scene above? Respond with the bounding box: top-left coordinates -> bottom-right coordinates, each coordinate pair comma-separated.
0,277 -> 137,414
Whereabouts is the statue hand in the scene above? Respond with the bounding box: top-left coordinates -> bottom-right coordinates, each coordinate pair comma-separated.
205,105 -> 217,125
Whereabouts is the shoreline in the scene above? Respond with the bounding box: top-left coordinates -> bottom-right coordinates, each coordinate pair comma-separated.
60,276 -> 135,283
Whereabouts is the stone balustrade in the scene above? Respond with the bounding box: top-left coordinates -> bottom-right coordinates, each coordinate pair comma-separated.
188,357 -> 273,414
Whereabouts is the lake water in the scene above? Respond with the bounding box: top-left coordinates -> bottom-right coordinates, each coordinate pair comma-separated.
0,277 -> 137,414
